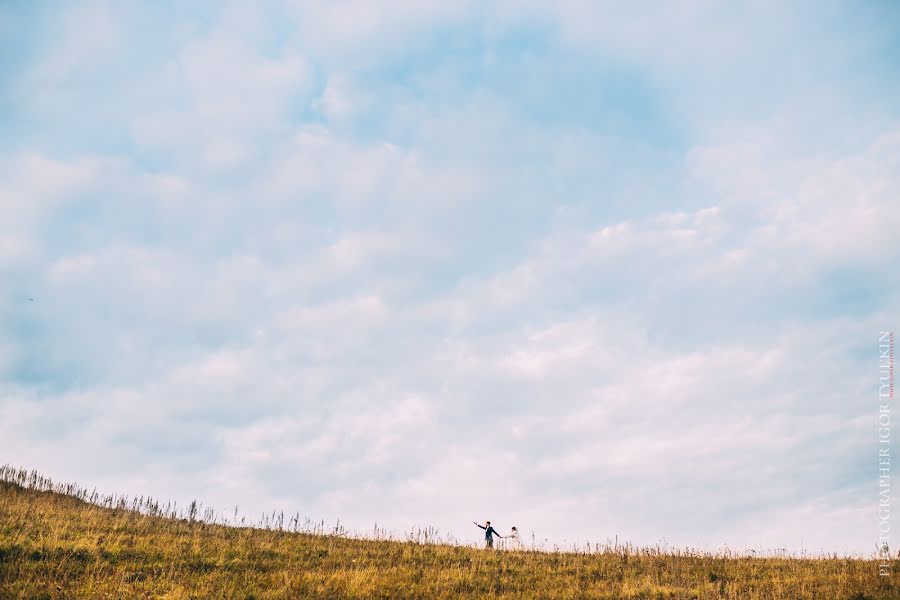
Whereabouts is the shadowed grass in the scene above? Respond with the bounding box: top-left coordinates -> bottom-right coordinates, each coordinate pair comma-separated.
0,467 -> 895,599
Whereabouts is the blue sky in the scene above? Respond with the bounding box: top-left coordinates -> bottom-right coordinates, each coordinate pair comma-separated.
1,0 -> 899,553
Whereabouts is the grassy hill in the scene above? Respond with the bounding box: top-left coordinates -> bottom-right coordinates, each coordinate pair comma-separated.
0,468 -> 894,599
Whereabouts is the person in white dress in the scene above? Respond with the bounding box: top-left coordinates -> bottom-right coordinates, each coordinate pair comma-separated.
506,526 -> 522,549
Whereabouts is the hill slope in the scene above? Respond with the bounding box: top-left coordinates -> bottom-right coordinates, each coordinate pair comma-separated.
0,471 -> 894,599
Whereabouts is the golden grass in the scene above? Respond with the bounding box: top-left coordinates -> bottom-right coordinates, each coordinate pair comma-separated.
0,467 -> 895,599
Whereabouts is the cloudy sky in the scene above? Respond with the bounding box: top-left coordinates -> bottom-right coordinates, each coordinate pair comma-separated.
2,1 -> 899,554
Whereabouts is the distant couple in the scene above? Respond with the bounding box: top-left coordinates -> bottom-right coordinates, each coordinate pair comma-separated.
473,520 -> 521,549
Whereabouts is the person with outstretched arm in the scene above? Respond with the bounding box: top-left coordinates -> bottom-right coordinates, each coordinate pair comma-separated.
474,520 -> 502,549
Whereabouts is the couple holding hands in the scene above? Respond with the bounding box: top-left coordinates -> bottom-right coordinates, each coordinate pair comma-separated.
474,520 -> 521,549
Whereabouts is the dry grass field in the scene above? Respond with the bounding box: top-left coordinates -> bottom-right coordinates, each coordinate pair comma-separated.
0,467 -> 894,599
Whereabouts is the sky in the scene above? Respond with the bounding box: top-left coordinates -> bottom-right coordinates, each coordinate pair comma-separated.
1,0 -> 899,555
